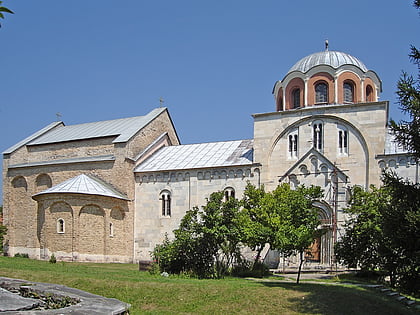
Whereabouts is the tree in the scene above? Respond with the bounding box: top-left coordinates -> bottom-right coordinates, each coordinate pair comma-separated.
0,1 -> 13,27
152,191 -> 242,278
269,184 -> 323,283
335,180 -> 420,295
389,1 -> 420,160
241,183 -> 323,283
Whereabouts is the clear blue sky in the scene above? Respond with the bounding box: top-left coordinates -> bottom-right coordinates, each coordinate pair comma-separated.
1,1 -> 419,195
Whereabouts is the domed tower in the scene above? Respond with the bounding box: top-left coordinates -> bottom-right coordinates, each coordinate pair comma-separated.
273,46 -> 382,111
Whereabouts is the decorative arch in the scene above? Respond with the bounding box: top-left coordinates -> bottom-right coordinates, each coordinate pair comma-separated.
36,174 -> 52,192
285,77 -> 305,109
267,115 -> 371,188
12,176 -> 27,190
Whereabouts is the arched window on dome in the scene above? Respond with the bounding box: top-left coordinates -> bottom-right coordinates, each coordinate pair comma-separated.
315,82 -> 328,104
292,88 -> 301,108
366,85 -> 374,102
343,81 -> 354,103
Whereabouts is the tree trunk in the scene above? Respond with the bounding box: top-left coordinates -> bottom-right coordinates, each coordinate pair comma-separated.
296,251 -> 304,284
253,246 -> 263,269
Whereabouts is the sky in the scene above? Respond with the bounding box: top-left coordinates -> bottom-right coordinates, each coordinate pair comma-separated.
1,1 -> 419,195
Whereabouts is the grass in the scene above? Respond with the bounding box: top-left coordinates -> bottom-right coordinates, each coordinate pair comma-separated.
0,256 -> 418,315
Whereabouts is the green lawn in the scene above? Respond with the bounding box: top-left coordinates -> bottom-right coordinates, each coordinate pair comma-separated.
0,257 -> 417,315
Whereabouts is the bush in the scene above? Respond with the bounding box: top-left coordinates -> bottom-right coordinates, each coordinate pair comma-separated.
14,253 -> 29,258
231,260 -> 270,278
49,253 -> 56,264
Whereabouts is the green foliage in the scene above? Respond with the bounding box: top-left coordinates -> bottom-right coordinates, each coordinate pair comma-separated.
231,260 -> 270,278
152,192 -> 242,278
0,1 -> 13,27
153,183 -> 323,281
335,177 -> 420,296
389,3 -> 420,160
49,253 -> 57,264
14,253 -> 29,258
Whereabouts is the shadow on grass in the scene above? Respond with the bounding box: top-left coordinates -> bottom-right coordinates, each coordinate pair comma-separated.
256,281 -> 417,315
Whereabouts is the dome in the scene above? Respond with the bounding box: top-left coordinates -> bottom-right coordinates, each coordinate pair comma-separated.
288,50 -> 368,74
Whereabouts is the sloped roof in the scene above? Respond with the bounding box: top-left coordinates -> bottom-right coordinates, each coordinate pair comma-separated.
135,139 -> 254,172
28,107 -> 167,146
3,121 -> 63,155
32,174 -> 129,200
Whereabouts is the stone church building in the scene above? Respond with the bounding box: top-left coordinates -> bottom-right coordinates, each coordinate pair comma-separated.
2,49 -> 418,266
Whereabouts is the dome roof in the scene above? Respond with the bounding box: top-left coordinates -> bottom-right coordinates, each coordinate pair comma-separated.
288,50 -> 368,74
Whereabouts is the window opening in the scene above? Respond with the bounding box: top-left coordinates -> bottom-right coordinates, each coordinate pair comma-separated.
292,88 -> 300,108
288,132 -> 298,158
315,82 -> 328,103
57,219 -> 65,234
313,123 -> 323,150
366,85 -> 374,102
338,127 -> 348,155
224,187 -> 235,201
161,191 -> 171,216
109,222 -> 114,237
343,82 -> 354,103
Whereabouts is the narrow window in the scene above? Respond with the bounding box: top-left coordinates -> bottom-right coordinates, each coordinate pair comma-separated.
313,123 -> 323,150
315,82 -> 328,104
109,222 -> 114,237
292,88 -> 300,108
288,130 -> 298,158
160,191 -> 171,216
338,126 -> 349,155
57,219 -> 65,234
224,187 -> 235,201
366,85 -> 374,102
343,82 -> 354,103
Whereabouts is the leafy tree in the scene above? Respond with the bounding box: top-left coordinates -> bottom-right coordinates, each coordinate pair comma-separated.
269,184 -> 323,283
152,191 -> 242,278
241,183 -> 323,283
389,1 -> 420,159
335,180 -> 420,295
0,1 -> 13,27
239,183 -> 272,267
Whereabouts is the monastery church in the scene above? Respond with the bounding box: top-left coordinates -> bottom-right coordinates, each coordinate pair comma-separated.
2,48 -> 418,267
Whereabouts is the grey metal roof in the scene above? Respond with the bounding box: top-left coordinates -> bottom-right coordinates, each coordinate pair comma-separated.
33,174 -> 129,200
288,50 -> 368,74
3,121 -> 63,155
135,139 -> 254,172
27,107 -> 167,146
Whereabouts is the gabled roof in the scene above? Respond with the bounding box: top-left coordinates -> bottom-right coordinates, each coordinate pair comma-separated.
32,174 -> 129,200
135,139 -> 254,172
279,148 -> 348,183
4,108 -> 169,155
28,107 -> 168,146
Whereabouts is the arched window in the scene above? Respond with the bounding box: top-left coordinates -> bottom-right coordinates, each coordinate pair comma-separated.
292,88 -> 300,108
366,85 -> 374,102
224,187 -> 235,201
57,218 -> 65,234
343,81 -> 354,103
288,129 -> 298,158
337,125 -> 348,155
313,122 -> 323,151
160,190 -> 171,216
109,222 -> 114,237
315,82 -> 328,104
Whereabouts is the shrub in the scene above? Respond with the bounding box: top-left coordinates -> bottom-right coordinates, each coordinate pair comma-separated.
49,253 -> 57,264
14,253 -> 29,258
